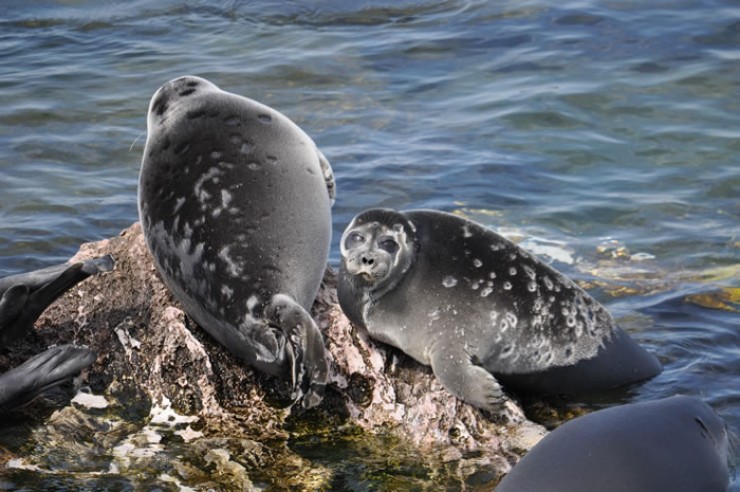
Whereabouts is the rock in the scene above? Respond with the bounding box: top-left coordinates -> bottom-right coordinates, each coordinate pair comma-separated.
0,223 -> 545,489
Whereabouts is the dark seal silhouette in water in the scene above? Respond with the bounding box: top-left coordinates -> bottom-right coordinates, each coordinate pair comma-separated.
0,256 -> 113,410
496,396 -> 732,492
139,76 -> 334,408
337,209 -> 661,411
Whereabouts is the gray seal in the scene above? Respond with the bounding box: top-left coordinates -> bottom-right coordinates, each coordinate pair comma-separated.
337,208 -> 661,411
496,396 -> 732,491
0,256 -> 113,410
139,76 -> 334,408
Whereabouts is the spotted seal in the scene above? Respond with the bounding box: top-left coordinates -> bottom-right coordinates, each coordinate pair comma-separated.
139,76 -> 334,408
337,208 -> 661,411
0,255 -> 113,410
496,396 -> 731,491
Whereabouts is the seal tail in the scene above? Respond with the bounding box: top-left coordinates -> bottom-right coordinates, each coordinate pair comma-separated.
0,255 -> 115,348
0,344 -> 96,411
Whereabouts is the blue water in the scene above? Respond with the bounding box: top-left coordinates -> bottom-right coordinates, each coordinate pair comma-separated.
1,0 -> 738,488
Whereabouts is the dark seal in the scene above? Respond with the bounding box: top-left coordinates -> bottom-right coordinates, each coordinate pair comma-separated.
0,256 -> 113,410
139,76 -> 334,408
496,396 -> 732,491
337,208 -> 661,411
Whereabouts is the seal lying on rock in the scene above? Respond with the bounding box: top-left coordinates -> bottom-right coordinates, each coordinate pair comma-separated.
0,255 -> 113,410
139,76 -> 334,408
496,395 -> 732,492
337,208 -> 661,411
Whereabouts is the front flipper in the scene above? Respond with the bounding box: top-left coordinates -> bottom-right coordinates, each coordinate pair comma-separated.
429,343 -> 506,413
264,294 -> 328,409
0,285 -> 31,344
0,255 -> 115,348
0,344 -> 96,411
317,149 -> 336,206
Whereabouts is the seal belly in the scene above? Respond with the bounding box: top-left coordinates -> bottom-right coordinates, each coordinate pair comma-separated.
496,327 -> 661,395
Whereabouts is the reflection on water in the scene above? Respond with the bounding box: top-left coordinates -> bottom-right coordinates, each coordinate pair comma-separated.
0,0 -> 738,489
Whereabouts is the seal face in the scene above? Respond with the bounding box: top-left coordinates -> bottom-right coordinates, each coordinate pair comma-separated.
338,208 -> 661,411
496,396 -> 731,492
139,76 -> 333,408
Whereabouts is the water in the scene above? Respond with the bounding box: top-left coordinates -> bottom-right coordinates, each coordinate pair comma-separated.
1,0 -> 738,488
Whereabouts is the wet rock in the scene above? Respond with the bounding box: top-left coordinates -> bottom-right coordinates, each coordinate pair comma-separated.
0,223 -> 546,489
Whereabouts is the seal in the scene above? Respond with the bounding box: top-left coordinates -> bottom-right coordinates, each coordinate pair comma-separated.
0,256 -> 113,410
496,395 -> 731,491
139,76 -> 334,408
0,255 -> 115,347
337,208 -> 661,411
0,345 -> 95,411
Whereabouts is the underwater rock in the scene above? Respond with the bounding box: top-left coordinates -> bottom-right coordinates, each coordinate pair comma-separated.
0,223 -> 545,489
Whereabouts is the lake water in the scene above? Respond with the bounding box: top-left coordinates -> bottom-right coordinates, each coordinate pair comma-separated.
1,0 -> 738,489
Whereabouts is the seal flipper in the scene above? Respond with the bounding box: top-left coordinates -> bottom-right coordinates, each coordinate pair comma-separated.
265,294 -> 328,408
317,149 -> 336,206
0,285 -> 31,340
0,255 -> 115,348
430,343 -> 506,412
0,264 -> 87,348
0,344 -> 96,411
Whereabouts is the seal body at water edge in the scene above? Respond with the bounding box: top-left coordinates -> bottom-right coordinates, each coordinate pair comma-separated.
496,395 -> 732,491
139,75 -> 335,408
0,256 -> 113,410
337,209 -> 661,411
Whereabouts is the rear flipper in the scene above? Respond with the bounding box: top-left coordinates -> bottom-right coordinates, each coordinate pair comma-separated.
0,255 -> 115,348
264,294 -> 328,409
430,343 -> 506,413
0,344 -> 96,411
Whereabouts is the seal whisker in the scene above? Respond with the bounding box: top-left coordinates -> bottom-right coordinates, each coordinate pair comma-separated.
129,131 -> 145,152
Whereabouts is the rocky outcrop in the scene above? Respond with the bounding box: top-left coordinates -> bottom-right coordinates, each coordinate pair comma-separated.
0,223 -> 545,490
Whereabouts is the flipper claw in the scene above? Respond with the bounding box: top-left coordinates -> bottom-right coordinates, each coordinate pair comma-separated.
265,294 -> 328,408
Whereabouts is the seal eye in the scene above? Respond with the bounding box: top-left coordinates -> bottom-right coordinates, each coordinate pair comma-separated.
344,232 -> 365,250
378,238 -> 399,255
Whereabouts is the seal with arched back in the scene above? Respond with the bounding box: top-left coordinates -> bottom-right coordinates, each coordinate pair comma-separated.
139,76 -> 334,408
496,396 -> 732,491
337,208 -> 661,411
